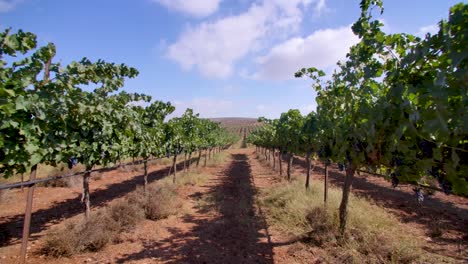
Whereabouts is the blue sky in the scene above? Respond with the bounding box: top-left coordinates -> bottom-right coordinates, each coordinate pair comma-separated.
0,0 -> 461,118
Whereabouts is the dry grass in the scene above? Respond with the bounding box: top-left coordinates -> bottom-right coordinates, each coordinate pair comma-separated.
41,180 -> 181,257
40,210 -> 121,257
41,198 -> 146,257
259,180 -> 446,263
108,199 -> 145,231
36,176 -> 81,188
117,163 -> 141,173
160,169 -> 209,187
206,152 -> 227,167
150,157 -> 173,167
128,183 -> 182,220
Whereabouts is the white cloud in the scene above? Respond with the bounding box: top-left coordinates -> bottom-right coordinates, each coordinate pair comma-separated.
0,0 -> 22,12
166,0 -> 326,78
253,25 -> 359,80
315,0 -> 326,14
170,97 -> 235,118
152,0 -> 222,17
418,24 -> 439,36
167,4 -> 269,78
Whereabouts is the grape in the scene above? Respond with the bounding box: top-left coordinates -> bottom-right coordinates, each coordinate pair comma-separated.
440,182 -> 452,195
395,157 -> 403,166
68,157 -> 78,169
338,162 -> 347,171
338,163 -> 345,171
317,149 -> 322,158
429,167 -> 452,195
391,156 -> 403,167
419,140 -> 434,158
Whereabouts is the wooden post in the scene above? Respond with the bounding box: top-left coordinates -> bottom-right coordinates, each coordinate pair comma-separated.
20,164 -> 38,264
172,154 -> 177,184
143,159 -> 148,191
324,162 -> 328,205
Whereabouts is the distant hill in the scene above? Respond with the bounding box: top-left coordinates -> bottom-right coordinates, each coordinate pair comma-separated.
209,117 -> 259,126
208,117 -> 263,136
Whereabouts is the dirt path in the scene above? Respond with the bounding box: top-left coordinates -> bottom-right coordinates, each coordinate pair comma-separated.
0,148 -> 288,263
114,148 -> 275,264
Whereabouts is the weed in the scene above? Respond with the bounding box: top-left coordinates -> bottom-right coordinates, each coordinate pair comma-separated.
108,199 -> 145,231
128,183 -> 182,220
206,153 -> 227,167
40,210 -> 120,257
260,181 -> 426,263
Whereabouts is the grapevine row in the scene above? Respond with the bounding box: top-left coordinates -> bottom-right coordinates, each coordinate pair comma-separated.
248,1 -> 467,236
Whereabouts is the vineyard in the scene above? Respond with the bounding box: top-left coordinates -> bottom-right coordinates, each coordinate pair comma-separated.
0,0 -> 467,263
212,118 -> 263,137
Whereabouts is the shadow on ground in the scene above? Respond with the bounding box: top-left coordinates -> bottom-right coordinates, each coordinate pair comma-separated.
0,156 -> 201,246
116,153 -> 275,264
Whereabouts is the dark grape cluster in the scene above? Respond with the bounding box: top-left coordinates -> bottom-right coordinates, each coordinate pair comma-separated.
428,168 -> 452,195
317,146 -> 332,159
317,148 -> 323,159
390,156 -> 404,167
419,140 -> 434,158
338,163 -> 346,171
352,142 -> 362,153
67,157 -> 78,169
